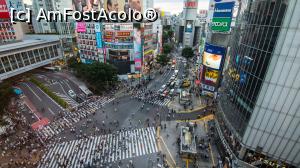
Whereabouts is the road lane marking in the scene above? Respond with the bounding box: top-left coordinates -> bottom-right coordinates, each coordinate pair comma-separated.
48,108 -> 55,115
160,136 -> 176,166
24,103 -> 40,120
23,83 -> 42,101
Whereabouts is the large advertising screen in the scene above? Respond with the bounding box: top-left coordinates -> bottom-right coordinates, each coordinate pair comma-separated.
103,0 -> 142,13
203,52 -> 222,70
203,43 -> 226,70
77,22 -> 86,32
203,68 -> 219,85
0,0 -> 10,18
133,23 -> 142,70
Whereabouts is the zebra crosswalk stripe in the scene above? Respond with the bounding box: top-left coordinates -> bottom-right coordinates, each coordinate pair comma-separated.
38,127 -> 158,167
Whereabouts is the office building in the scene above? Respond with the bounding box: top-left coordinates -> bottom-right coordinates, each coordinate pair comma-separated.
175,0 -> 202,47
216,0 -> 300,167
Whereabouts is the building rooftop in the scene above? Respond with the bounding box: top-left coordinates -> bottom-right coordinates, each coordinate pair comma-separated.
0,39 -> 59,53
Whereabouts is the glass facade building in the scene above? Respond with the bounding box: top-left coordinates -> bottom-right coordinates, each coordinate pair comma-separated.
217,0 -> 300,167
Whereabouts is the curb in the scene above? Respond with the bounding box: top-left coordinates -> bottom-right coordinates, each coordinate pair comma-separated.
176,105 -> 206,114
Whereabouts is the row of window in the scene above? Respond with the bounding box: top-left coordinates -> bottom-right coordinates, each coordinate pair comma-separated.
0,45 -> 59,74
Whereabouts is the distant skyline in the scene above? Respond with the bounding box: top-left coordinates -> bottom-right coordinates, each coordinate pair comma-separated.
23,0 -> 210,14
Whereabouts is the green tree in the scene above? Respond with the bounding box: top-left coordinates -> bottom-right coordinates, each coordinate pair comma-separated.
163,44 -> 172,54
67,56 -> 80,69
182,47 -> 194,59
156,54 -> 170,66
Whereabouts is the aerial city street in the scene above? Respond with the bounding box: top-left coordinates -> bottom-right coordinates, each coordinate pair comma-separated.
0,0 -> 299,168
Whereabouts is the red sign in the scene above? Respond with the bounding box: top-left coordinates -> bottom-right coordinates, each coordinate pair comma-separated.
0,0 -> 10,19
185,1 -> 197,8
31,118 -> 50,130
105,31 -> 114,36
116,31 -> 131,37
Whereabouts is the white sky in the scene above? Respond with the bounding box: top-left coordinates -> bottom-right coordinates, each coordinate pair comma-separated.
23,0 -> 210,14
154,0 -> 210,14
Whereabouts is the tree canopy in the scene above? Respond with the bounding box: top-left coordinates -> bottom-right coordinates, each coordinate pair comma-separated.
182,47 -> 194,59
68,58 -> 118,93
163,44 -> 172,54
156,54 -> 170,66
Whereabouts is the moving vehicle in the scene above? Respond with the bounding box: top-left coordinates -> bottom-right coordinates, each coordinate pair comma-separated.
68,90 -> 76,98
171,65 -> 175,69
182,79 -> 191,88
170,89 -> 175,96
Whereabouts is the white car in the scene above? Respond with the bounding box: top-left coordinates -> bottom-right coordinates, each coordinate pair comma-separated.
68,90 -> 76,98
171,65 -> 175,69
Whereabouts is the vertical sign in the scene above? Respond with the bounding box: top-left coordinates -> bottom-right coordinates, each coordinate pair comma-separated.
95,22 -> 103,48
0,0 -> 10,18
77,22 -> 86,32
133,23 -> 142,70
211,1 -> 235,32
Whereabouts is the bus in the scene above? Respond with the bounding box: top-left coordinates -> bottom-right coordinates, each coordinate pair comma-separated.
79,85 -> 93,97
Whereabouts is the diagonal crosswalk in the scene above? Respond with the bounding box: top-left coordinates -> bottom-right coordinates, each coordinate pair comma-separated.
36,97 -> 115,141
38,127 -> 158,168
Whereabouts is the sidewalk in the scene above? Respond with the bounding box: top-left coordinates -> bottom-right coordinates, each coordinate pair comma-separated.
168,94 -> 207,113
158,120 -> 217,168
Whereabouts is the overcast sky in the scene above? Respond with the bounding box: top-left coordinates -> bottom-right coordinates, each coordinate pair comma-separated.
23,0 -> 210,14
154,0 -> 210,14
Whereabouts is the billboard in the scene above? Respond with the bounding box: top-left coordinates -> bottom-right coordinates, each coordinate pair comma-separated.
72,0 -> 103,12
95,23 -> 103,48
203,43 -> 226,70
203,68 -> 219,85
116,31 -> 131,37
213,2 -> 235,18
0,0 -> 9,18
77,22 -> 86,32
203,52 -> 222,70
133,23 -> 142,70
211,17 -> 232,32
211,2 -> 235,32
103,0 -> 142,13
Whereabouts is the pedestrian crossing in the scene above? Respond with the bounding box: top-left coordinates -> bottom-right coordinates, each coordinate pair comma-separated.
132,91 -> 171,106
36,97 -> 115,141
54,92 -> 78,108
38,127 -> 158,168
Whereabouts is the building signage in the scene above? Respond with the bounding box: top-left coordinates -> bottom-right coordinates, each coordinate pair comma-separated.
77,22 -> 86,33
95,23 -> 103,49
96,32 -> 103,48
133,23 -> 142,70
184,0 -> 197,8
116,31 -> 131,37
211,17 -> 232,32
211,2 -> 235,32
105,31 -> 114,36
203,43 -> 226,70
204,68 -> 219,84
213,2 -> 235,18
0,0 -> 10,18
201,83 -> 215,92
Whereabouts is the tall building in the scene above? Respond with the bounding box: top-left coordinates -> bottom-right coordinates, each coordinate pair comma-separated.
76,0 -> 156,78
32,0 -> 57,33
216,0 -> 300,167
175,0 -> 202,47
